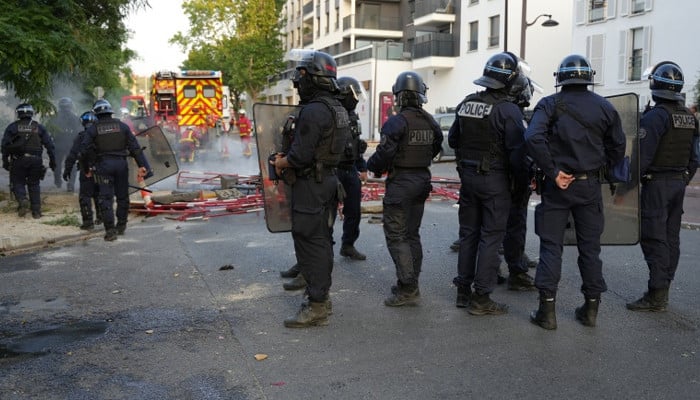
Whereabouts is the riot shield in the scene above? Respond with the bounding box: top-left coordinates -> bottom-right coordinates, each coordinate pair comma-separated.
253,103 -> 302,233
564,92 -> 640,245
128,125 -> 179,194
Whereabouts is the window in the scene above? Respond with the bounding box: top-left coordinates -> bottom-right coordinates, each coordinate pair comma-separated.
183,85 -> 196,98
469,21 -> 478,51
631,0 -> 645,14
203,85 -> 215,98
488,15 -> 500,47
589,0 -> 605,22
629,28 -> 643,80
587,34 -> 605,84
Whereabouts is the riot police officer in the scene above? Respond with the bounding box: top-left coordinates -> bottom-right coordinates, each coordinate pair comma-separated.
47,97 -> 82,191
449,52 -> 530,316
367,71 -> 443,307
626,62 -> 699,312
269,50 -> 350,327
1,103 -> 56,218
80,99 -> 153,241
336,76 -> 369,261
64,111 -> 102,230
526,55 -> 626,329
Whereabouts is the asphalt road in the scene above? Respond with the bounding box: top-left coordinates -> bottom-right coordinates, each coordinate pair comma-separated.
1,158 -> 699,399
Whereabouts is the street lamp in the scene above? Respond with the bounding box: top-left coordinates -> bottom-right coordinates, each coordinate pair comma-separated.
519,1 -> 559,61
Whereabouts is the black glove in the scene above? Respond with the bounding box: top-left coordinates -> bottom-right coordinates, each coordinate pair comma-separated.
2,160 -> 9,171
49,160 -> 56,171
62,169 -> 71,182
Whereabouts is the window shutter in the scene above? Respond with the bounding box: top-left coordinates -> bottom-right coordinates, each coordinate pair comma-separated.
575,0 -> 585,25
620,0 -> 629,16
618,30 -> 628,82
607,0 -> 617,19
644,0 -> 653,12
642,26 -> 652,73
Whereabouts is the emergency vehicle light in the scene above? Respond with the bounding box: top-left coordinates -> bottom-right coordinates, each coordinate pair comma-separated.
182,70 -> 217,77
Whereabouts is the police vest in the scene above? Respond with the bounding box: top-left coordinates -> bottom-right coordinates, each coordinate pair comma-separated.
94,118 -> 127,155
12,121 -> 42,154
339,111 -> 362,165
651,103 -> 696,168
456,92 -> 506,166
309,96 -> 351,166
392,108 -> 436,168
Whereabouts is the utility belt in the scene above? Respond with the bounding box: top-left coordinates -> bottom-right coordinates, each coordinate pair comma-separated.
336,163 -> 355,171
642,171 -> 689,183
13,153 -> 41,159
459,159 -> 503,175
98,153 -> 127,160
296,164 -> 337,183
571,169 -> 601,181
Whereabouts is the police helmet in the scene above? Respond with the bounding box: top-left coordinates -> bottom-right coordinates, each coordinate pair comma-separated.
80,111 -> 97,127
92,99 -> 113,115
288,49 -> 339,92
393,71 -> 428,105
58,97 -> 73,112
555,54 -> 594,86
649,61 -> 684,101
338,77 -> 366,101
15,103 -> 35,120
508,74 -> 534,108
474,52 -> 520,90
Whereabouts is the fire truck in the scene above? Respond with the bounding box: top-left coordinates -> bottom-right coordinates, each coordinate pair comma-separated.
150,70 -> 224,149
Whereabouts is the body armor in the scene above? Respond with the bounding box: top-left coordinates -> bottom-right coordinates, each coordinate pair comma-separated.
650,103 -> 696,168
309,96 -> 350,166
94,118 -> 127,155
14,121 -> 41,154
339,111 -> 362,166
456,92 -> 506,169
392,108 -> 435,168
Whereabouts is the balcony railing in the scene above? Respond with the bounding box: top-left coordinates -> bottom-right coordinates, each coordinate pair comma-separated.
412,33 -> 455,58
414,0 -> 455,19
335,42 -> 407,67
343,14 -> 402,31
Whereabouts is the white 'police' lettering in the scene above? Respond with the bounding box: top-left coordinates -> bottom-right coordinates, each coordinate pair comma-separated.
671,114 -> 696,129
97,122 -> 120,135
457,101 -> 492,119
408,129 -> 433,145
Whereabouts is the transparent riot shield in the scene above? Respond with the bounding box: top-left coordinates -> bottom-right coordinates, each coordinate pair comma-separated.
128,125 -> 179,193
564,92 -> 640,245
253,103 -> 302,233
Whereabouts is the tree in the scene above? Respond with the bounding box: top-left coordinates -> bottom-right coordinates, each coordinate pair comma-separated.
693,72 -> 700,109
172,0 -> 286,105
0,0 -> 149,113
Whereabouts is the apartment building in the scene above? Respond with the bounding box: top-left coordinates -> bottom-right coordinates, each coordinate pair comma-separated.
572,0 -> 700,108
262,0 -> 573,140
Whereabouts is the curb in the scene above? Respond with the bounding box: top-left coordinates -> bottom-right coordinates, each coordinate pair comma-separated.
0,230 -> 104,257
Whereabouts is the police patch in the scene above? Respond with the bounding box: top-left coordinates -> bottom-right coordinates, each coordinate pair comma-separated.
17,122 -> 34,133
671,114 -> 696,129
638,127 -> 647,140
96,122 -> 120,135
408,129 -> 433,145
457,101 -> 492,119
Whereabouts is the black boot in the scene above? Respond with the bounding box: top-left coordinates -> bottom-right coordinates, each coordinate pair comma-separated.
530,294 -> 557,330
467,292 -> 508,316
17,199 -> 29,217
284,301 -> 329,328
283,274 -> 307,291
626,288 -> 669,312
280,263 -> 300,278
455,286 -> 471,308
507,272 -> 536,291
575,297 -> 600,327
385,283 -> 420,307
340,244 -> 366,260
104,228 -> 118,242
116,221 -> 127,235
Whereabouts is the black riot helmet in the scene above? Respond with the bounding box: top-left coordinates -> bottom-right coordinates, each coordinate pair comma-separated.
58,97 -> 73,112
92,99 -> 113,116
392,71 -> 428,107
555,54 -> 594,86
15,103 -> 35,120
80,111 -> 97,128
474,52 -> 520,90
337,76 -> 365,111
649,61 -> 684,101
289,49 -> 339,93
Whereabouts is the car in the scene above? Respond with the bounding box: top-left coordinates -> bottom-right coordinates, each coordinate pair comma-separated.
432,113 -> 456,162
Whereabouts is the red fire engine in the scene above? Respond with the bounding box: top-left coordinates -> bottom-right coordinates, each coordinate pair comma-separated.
150,70 -> 224,148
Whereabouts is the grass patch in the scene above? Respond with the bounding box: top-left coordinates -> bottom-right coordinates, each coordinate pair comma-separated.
43,211 -> 81,227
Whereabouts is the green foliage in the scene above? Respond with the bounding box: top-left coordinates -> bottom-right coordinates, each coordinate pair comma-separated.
174,0 -> 286,104
0,0 -> 148,113
43,212 -> 81,227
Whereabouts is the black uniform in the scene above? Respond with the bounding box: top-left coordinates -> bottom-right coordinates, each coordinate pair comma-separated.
286,93 -> 350,303
1,118 -> 56,217
367,106 -> 442,295
448,90 -> 528,311
525,86 -> 626,299
64,128 -> 102,229
81,114 -> 151,240
47,110 -> 82,190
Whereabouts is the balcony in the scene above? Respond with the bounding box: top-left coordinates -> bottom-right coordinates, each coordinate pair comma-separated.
411,33 -> 456,71
413,0 -> 456,27
342,14 -> 403,39
302,1 -> 313,16
335,42 -> 408,68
